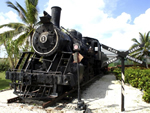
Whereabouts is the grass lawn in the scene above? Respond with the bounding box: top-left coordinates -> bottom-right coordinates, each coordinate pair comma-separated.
0,71 -> 11,90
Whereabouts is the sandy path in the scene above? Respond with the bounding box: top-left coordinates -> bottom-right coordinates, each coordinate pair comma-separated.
0,74 -> 150,113
79,74 -> 150,113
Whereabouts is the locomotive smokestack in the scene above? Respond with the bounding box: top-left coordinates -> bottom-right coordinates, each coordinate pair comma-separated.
51,6 -> 61,28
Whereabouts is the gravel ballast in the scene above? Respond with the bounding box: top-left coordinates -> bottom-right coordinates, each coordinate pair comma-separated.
0,74 -> 150,113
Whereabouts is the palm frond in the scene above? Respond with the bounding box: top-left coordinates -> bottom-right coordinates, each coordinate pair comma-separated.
27,0 -> 38,6
0,23 -> 24,30
6,1 -> 26,23
6,1 -> 20,13
144,42 -> 149,48
145,31 -> 150,42
0,30 -> 14,46
25,0 -> 38,24
139,32 -> 145,44
16,2 -> 27,23
1,30 -> 16,39
131,38 -> 140,45
129,43 -> 139,49
15,33 -> 28,46
2,0 -> 39,51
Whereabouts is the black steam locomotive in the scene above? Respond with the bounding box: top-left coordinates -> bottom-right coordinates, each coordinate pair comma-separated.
6,6 -> 108,99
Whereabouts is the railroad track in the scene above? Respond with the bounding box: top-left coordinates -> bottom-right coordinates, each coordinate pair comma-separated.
7,73 -> 104,108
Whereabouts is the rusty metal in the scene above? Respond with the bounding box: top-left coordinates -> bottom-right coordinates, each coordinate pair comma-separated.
7,97 -> 22,103
43,88 -> 76,108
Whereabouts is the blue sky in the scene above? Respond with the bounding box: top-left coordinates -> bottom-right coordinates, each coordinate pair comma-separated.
106,0 -> 150,20
0,0 -> 150,57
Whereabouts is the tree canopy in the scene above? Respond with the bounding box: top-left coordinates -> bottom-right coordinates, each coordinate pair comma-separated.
0,0 -> 39,68
0,0 -> 39,48
130,31 -> 150,60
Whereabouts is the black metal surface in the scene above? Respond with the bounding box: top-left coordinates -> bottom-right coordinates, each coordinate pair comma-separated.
51,6 -> 61,28
121,57 -> 125,112
7,97 -> 22,103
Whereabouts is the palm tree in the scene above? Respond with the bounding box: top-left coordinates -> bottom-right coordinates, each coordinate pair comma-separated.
130,31 -> 150,62
0,0 -> 39,68
0,0 -> 39,50
0,31 -> 19,68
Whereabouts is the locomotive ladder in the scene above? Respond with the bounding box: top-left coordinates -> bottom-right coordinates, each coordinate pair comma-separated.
15,52 -> 34,71
55,51 -> 72,75
12,52 -> 58,99
47,53 -> 58,72
21,85 -> 54,99
49,52 -> 72,97
10,52 -> 73,100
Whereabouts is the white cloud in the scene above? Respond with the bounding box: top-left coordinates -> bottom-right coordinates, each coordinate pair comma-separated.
45,0 -> 105,29
103,8 -> 150,50
133,8 -> 150,33
0,0 -> 149,57
0,27 -> 13,34
0,11 -> 19,57
44,1 -> 150,51
0,11 -> 18,25
0,11 -> 18,33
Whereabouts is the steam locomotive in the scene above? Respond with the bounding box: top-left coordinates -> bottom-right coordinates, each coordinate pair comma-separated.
6,6 -> 108,99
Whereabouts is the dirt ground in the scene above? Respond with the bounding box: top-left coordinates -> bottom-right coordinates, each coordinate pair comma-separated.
0,74 -> 150,113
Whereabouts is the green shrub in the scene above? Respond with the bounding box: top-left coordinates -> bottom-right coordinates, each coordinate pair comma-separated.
112,67 -> 121,80
0,71 -> 11,90
112,66 -> 150,103
143,90 -> 150,103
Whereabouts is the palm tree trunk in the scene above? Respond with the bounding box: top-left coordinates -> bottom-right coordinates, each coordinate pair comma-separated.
3,41 -> 15,69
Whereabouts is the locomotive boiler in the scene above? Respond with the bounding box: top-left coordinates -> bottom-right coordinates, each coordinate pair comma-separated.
6,6 -> 108,99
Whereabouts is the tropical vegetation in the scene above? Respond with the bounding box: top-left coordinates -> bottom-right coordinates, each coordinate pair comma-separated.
0,71 -> 11,90
113,66 -> 150,103
0,0 -> 150,104
0,0 -> 39,68
130,31 -> 150,62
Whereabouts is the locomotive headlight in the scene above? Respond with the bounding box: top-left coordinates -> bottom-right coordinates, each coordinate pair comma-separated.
40,35 -> 47,43
73,43 -> 80,51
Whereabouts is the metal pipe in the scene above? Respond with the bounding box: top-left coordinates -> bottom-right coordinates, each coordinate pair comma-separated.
51,6 -> 61,28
